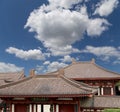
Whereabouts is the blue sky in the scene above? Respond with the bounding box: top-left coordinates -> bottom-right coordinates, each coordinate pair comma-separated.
0,0 -> 120,75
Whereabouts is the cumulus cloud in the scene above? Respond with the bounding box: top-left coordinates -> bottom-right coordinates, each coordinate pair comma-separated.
94,0 -> 119,16
82,46 -> 120,61
43,61 -> 50,65
113,59 -> 120,64
60,55 -> 73,62
25,0 -> 113,56
49,45 -> 80,56
86,18 -> 110,36
46,61 -> 68,72
35,65 -> 45,74
48,0 -> 83,9
25,8 -> 88,48
0,62 -> 23,73
36,61 -> 68,73
6,47 -> 45,60
36,55 -> 73,73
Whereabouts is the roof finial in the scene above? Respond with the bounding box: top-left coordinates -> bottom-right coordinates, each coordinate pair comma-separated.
91,58 -> 95,63
58,68 -> 64,76
29,69 -> 35,77
72,58 -> 76,64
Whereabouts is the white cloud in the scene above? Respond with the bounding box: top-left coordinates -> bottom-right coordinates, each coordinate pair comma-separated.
35,65 -> 45,74
86,18 -> 110,36
0,62 -> 23,73
60,55 -> 73,62
113,57 -> 120,64
118,47 -> 120,50
25,8 -> 88,48
43,61 -> 50,65
48,0 -> 83,9
35,61 -> 68,73
47,61 -> 68,72
6,47 -> 45,60
94,0 -> 119,16
25,1 -> 111,56
82,46 -> 120,61
49,45 -> 80,56
36,55 -> 73,73
113,60 -> 120,64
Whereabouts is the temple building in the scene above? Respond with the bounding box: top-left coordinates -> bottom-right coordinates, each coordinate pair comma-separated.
0,71 -> 25,86
0,59 -> 120,112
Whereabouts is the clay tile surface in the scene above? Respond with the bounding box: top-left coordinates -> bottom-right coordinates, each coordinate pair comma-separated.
0,75 -> 97,97
81,96 -> 120,108
94,96 -> 120,108
0,71 -> 25,86
53,61 -> 120,79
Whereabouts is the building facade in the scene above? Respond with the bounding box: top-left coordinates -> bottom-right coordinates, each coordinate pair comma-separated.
0,59 -> 120,112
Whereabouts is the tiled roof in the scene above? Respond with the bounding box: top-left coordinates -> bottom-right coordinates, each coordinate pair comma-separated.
94,96 -> 120,108
81,96 -> 120,108
53,59 -> 120,80
0,71 -> 25,86
0,74 -> 97,97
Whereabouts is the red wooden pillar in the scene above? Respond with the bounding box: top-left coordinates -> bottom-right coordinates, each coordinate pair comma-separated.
78,101 -> 81,112
9,104 -> 12,112
94,109 -> 97,112
0,108 -> 2,112
54,104 -> 56,112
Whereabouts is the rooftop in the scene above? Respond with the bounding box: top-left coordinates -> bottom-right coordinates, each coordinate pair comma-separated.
0,71 -> 25,86
0,73 -> 97,97
81,96 -> 120,108
52,59 -> 120,80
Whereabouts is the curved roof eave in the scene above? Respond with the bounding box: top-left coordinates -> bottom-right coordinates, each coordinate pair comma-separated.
51,59 -> 120,79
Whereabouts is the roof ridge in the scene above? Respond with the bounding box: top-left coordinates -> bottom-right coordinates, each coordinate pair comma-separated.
16,70 -> 25,79
66,59 -> 120,75
49,61 -> 92,74
0,76 -> 32,89
72,80 -> 98,89
57,59 -> 120,79
61,75 -> 95,93
35,74 -> 58,78
34,73 -> 95,93
51,60 -> 94,74
0,70 -> 24,74
93,62 -> 120,76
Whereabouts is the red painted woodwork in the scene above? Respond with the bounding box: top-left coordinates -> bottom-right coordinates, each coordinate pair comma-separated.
103,87 -> 111,95
59,104 -> 74,112
15,104 -> 27,112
